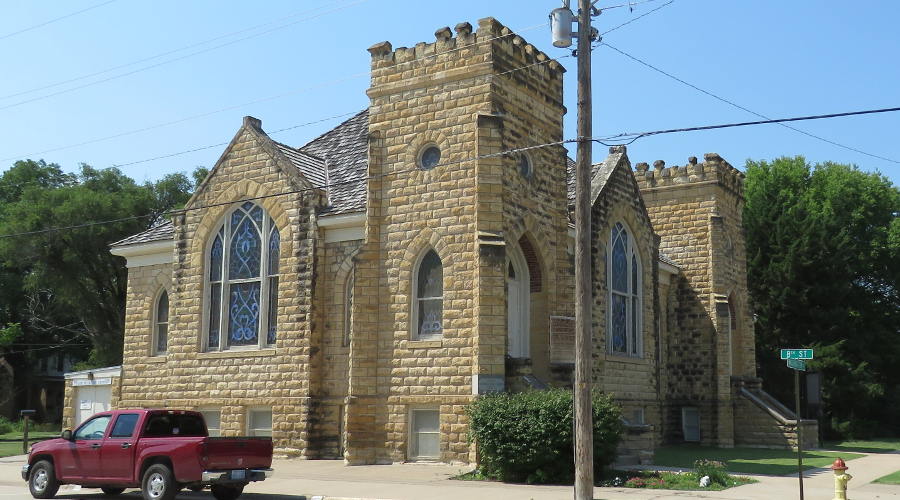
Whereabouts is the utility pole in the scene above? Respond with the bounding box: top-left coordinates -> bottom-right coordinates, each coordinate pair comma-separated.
551,2 -> 596,499
573,1 -> 594,497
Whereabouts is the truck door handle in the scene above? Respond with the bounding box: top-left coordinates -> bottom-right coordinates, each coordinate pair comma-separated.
91,443 -> 101,449
121,443 -> 131,449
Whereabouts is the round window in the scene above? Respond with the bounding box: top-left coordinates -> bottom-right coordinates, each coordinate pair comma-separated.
418,145 -> 441,170
518,153 -> 533,178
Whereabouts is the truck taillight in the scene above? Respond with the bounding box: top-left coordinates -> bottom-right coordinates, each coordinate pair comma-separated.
198,442 -> 209,467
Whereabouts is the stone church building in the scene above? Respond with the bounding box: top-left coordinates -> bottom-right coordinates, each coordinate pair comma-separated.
67,17 -> 814,463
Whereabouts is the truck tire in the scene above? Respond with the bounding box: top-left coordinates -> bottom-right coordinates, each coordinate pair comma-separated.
101,487 -> 126,495
141,464 -> 177,500
211,483 -> 245,500
28,460 -> 60,499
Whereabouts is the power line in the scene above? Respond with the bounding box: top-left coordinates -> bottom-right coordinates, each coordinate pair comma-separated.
601,0 -> 674,36
0,22 -> 550,163
3,105 -> 900,240
600,42 -> 900,165
595,106 -> 900,144
0,139 -> 574,240
0,0 -> 372,112
0,0 -> 117,41
0,1 -> 359,101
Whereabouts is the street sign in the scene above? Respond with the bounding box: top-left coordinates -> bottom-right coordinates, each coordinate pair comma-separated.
786,359 -> 806,371
780,348 -> 813,360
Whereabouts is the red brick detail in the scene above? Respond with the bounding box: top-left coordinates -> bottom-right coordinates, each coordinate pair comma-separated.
518,236 -> 542,293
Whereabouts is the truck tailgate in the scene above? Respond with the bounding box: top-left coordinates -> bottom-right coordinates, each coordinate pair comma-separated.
202,437 -> 273,470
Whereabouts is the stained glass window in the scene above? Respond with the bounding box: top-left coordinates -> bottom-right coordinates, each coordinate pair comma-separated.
207,203 -> 280,351
416,250 -> 443,338
154,291 -> 168,355
609,223 -> 641,356
419,145 -> 441,170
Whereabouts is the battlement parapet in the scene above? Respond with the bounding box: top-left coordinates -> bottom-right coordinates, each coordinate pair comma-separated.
367,17 -> 564,77
634,153 -> 744,195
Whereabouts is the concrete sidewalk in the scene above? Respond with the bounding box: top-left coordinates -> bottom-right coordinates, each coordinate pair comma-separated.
1,452 -> 898,500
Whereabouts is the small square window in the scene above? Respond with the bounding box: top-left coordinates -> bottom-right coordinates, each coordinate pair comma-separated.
248,409 -> 272,437
410,409 -> 440,460
199,409 -> 221,437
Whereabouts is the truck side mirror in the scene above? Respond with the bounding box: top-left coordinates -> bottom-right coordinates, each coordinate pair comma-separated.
61,430 -> 73,441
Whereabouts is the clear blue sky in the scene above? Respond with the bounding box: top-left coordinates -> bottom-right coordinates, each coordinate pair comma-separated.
1,0 -> 898,185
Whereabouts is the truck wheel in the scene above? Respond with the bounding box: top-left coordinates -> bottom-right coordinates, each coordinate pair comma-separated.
211,483 -> 245,500
141,464 -> 177,500
101,487 -> 126,495
28,460 -> 60,499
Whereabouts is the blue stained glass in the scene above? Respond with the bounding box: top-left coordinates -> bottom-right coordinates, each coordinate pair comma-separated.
611,294 -> 627,353
267,277 -> 278,344
228,282 -> 260,345
250,205 -> 263,227
209,283 -> 221,348
420,146 -> 441,170
210,232 -> 224,281
229,217 -> 261,279
268,225 -> 280,276
612,235 -> 628,292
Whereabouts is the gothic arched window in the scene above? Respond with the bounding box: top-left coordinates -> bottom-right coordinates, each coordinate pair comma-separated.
414,250 -> 443,340
609,222 -> 642,356
153,290 -> 169,356
206,202 -> 280,350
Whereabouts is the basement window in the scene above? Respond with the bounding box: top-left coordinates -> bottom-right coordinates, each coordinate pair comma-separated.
410,409 -> 440,460
682,407 -> 700,442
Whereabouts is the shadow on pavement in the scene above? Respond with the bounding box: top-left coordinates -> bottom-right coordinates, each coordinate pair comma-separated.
55,491 -> 313,500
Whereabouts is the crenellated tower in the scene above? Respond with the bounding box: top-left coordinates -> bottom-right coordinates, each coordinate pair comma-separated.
347,18 -> 570,464
635,153 -> 755,447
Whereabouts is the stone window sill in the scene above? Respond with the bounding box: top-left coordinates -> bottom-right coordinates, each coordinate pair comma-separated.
604,353 -> 647,365
198,349 -> 277,359
146,356 -> 167,363
407,340 -> 442,349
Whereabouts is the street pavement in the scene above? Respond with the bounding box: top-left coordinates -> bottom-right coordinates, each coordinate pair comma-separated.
1,450 -> 898,500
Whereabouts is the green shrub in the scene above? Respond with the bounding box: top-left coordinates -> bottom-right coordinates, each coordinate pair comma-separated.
0,417 -> 13,435
693,459 -> 729,486
467,389 -> 623,484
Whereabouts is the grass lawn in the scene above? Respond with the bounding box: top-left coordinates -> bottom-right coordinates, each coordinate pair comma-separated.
0,441 -> 29,458
0,431 -> 59,441
874,470 -> 900,485
654,445 -> 864,476
823,438 -> 900,454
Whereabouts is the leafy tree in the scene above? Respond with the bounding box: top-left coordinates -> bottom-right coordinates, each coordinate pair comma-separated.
0,161 -> 200,368
744,156 -> 900,437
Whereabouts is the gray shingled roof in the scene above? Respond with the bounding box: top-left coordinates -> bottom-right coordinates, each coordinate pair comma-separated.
273,141 -> 327,188
298,110 -> 368,215
659,252 -> 680,268
111,220 -> 174,247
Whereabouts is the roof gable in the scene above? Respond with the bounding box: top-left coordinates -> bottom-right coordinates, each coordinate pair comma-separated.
298,110 -> 368,214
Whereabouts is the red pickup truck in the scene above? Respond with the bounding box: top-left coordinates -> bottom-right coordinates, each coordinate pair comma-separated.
22,409 -> 273,500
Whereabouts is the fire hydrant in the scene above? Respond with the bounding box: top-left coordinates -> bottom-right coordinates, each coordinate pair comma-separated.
831,458 -> 852,500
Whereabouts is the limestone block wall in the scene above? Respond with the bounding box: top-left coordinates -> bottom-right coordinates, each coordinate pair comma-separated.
734,395 -> 818,450
358,17 -> 567,464
308,239 -> 361,458
489,17 -> 571,384
588,151 -> 662,453
636,153 -> 751,447
118,118 -> 324,456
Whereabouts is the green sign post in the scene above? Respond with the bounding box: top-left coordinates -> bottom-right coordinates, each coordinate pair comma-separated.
782,348 -> 814,500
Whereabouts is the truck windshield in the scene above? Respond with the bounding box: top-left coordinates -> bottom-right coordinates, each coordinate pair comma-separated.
143,413 -> 207,437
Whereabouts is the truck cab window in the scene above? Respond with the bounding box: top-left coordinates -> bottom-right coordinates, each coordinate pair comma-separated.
109,414 -> 140,438
74,415 -> 111,440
